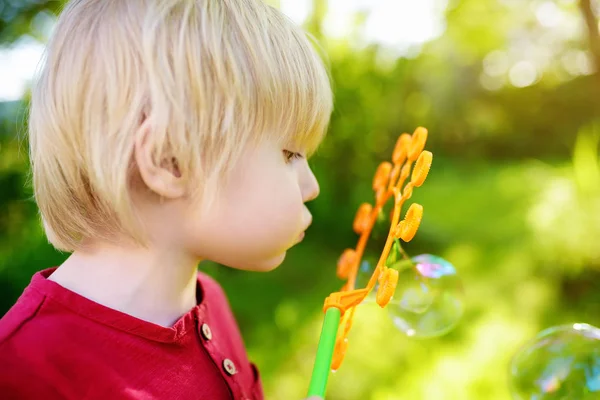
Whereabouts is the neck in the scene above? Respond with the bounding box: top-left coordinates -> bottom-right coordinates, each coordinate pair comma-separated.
49,241 -> 200,327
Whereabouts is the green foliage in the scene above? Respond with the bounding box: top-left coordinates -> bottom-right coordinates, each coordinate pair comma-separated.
0,0 -> 62,43
1,1 -> 600,399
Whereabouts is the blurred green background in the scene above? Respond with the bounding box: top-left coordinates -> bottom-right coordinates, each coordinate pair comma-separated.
1,0 -> 600,399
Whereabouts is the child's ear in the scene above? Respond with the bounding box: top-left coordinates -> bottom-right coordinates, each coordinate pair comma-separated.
134,119 -> 186,199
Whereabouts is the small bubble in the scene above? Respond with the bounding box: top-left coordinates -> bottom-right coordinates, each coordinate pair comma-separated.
387,254 -> 464,338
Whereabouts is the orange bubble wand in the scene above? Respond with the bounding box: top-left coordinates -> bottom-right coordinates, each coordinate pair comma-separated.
306,127 -> 432,398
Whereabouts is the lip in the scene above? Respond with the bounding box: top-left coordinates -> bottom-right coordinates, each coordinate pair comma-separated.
297,214 -> 312,243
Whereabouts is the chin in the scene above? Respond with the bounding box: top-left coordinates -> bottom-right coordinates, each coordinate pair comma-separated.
254,252 -> 287,272
232,252 -> 287,272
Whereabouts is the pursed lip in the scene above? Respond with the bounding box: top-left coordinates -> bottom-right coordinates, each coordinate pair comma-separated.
297,215 -> 312,242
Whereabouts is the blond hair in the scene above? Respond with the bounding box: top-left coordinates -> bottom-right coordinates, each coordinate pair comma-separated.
29,0 -> 333,251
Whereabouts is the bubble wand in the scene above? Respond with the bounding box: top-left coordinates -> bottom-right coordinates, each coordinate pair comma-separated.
306,127 -> 434,398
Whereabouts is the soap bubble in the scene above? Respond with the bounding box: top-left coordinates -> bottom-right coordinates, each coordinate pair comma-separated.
386,253 -> 464,338
510,323 -> 600,399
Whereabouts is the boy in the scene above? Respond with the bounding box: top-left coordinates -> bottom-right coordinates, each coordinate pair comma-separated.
0,0 -> 332,399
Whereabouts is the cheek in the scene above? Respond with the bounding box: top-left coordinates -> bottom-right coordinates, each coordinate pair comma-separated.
226,173 -> 304,245
185,166 -> 305,269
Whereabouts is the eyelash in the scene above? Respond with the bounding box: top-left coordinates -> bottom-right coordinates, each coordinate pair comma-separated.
283,150 -> 304,163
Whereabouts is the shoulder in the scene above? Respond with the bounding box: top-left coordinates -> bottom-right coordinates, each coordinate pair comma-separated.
0,289 -> 64,398
0,268 -> 69,348
0,287 -> 77,360
0,279 -> 96,373
0,285 -> 46,346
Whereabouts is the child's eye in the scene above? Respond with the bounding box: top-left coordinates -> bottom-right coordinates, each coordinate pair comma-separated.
283,150 -> 303,163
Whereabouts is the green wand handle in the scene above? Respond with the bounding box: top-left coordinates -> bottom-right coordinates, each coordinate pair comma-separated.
307,307 -> 341,398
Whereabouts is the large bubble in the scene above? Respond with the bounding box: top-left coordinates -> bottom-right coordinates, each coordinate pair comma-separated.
510,323 -> 600,399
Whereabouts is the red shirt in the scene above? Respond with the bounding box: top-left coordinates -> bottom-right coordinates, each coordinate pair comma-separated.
0,268 -> 264,400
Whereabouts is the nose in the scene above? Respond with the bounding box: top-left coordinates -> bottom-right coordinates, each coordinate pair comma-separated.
300,162 -> 320,203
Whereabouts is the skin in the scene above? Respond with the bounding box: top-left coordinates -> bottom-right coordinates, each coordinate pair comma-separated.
50,120 -> 320,326
182,140 -> 318,272
50,120 -> 322,399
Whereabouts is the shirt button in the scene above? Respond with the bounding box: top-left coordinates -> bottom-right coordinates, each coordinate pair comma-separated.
223,359 -> 237,376
200,323 -> 212,341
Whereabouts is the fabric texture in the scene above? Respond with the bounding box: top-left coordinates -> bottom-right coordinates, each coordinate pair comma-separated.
0,268 -> 264,400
